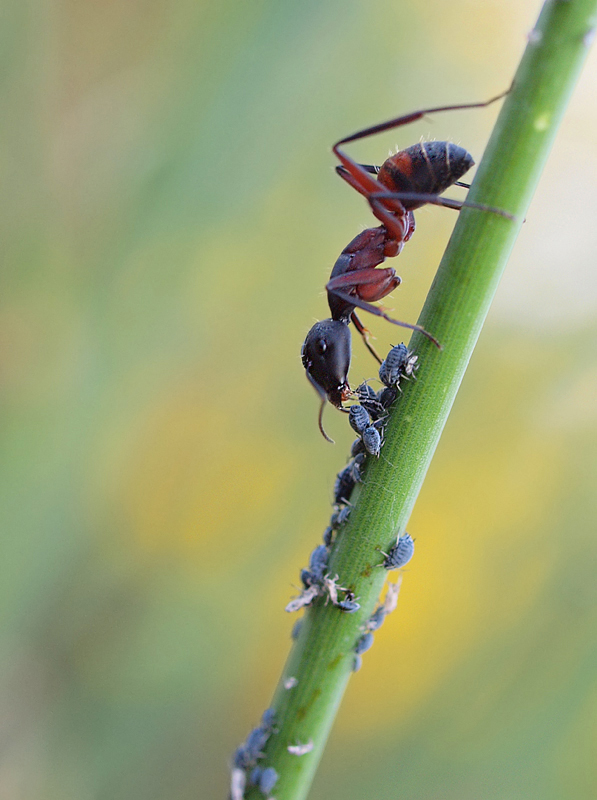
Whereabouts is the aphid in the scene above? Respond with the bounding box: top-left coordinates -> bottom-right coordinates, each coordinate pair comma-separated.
259,766 -> 279,796
378,385 -> 399,409
323,525 -> 334,547
233,745 -> 252,770
334,464 -> 356,505
245,726 -> 270,758
383,533 -> 415,569
349,403 -> 371,434
230,767 -> 246,800
337,591 -> 360,613
330,505 -> 352,529
350,437 -> 366,458
285,584 -> 320,613
379,343 -> 409,386
287,739 -> 314,756
302,91 -> 512,440
366,605 -> 387,632
250,766 -> 263,786
350,452 -> 366,482
356,382 -> 386,419
355,631 -> 375,655
284,676 -> 298,690
352,654 -> 363,672
290,618 -> 303,640
261,708 -> 277,733
309,544 -> 329,581
362,425 -> 382,456
300,568 -> 314,588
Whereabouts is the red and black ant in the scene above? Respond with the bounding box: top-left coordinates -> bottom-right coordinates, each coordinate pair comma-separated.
301,90 -> 511,441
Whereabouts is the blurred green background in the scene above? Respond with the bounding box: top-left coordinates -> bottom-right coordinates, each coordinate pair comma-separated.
2,1 -> 597,798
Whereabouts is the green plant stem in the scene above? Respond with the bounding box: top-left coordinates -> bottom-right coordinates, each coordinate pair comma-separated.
243,2 -> 597,798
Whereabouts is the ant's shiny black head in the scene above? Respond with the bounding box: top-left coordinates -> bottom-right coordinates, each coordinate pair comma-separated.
301,319 -> 351,441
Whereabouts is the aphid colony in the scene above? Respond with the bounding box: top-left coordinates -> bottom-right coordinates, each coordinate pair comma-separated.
285,342 -> 417,615
230,342 -> 416,799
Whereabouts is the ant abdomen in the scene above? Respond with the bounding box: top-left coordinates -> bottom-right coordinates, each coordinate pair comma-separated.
377,142 -> 474,208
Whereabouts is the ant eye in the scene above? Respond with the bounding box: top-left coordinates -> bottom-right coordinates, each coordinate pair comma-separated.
316,338 -> 327,354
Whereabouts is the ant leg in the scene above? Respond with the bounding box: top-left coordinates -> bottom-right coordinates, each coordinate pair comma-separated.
334,89 -> 510,149
351,312 -> 383,363
371,192 -> 515,220
331,288 -> 441,348
327,267 -> 400,300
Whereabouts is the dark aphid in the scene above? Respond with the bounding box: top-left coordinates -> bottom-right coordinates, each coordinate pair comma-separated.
300,568 -> 314,589
330,505 -> 352,529
362,425 -> 382,456
259,766 -> 279,796
233,745 -> 252,770
338,591 -> 360,613
355,632 -> 375,655
379,343 -> 408,386
250,766 -> 263,786
261,708 -> 277,732
383,533 -> 415,569
350,437 -> 366,457
378,385 -> 399,408
323,525 -> 334,547
349,404 -> 371,434
356,382 -> 386,419
352,654 -> 363,672
334,464 -> 356,505
366,606 -> 387,631
309,544 -> 329,581
245,727 -> 270,758
291,619 -> 303,640
350,452 -> 366,482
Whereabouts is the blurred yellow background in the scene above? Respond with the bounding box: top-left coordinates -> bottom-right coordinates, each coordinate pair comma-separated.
2,1 -> 597,798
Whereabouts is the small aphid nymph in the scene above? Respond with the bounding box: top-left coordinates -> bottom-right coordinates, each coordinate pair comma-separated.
355,631 -> 375,655
259,766 -> 279,796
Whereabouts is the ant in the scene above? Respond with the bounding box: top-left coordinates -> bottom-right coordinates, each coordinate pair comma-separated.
301,90 -> 512,441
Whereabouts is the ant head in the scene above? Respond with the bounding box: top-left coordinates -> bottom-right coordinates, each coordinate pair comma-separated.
302,319 -> 351,441
301,319 -> 351,407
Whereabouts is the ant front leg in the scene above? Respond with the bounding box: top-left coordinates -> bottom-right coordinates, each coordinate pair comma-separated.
350,312 -> 383,364
371,192 -> 515,221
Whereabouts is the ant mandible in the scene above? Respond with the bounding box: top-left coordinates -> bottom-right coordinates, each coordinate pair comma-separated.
301,90 -> 511,441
